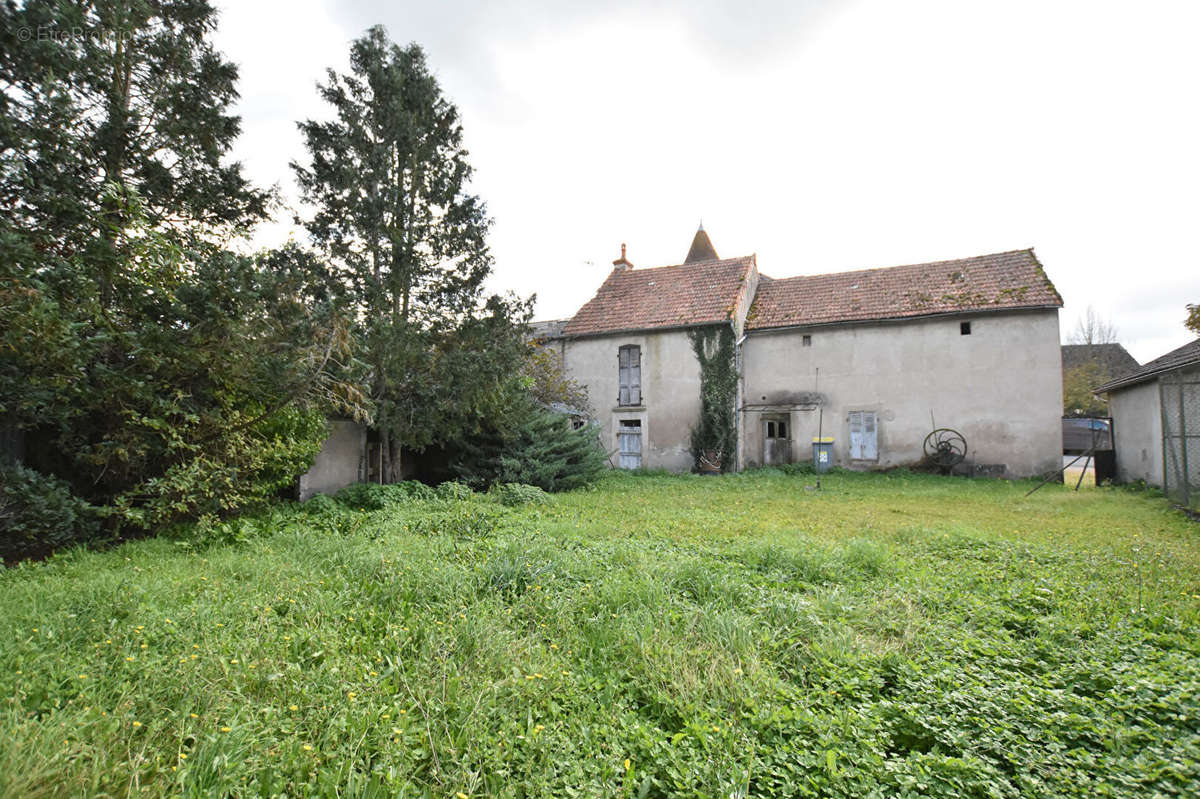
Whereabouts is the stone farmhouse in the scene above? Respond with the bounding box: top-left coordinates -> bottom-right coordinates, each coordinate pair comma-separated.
539,227 -> 1065,478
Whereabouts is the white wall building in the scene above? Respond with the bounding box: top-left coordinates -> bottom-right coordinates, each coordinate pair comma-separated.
551,228 -> 1064,478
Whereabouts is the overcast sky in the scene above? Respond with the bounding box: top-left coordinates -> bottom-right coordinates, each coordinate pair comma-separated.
214,0 -> 1198,363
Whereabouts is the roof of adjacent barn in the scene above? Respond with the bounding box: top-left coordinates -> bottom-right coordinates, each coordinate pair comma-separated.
1094,337 -> 1200,393
1061,343 -> 1140,377
746,249 -> 1063,331
527,319 -> 568,342
562,255 -> 756,338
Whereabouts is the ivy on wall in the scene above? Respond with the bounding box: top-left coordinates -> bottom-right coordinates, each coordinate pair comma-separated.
688,325 -> 738,471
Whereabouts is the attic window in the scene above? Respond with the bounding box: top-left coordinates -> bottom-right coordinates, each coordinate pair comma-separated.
960,321 -> 972,335
802,335 -> 812,347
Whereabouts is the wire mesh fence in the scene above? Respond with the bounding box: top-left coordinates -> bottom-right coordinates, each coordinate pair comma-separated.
1161,367 -> 1200,510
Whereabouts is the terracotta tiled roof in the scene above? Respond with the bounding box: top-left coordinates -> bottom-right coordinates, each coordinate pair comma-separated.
746,249 -> 1062,331
563,256 -> 756,337
1095,337 -> 1200,393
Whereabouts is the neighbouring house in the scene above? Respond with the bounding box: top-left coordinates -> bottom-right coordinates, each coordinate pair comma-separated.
1095,337 -> 1200,506
1061,343 -> 1139,417
549,227 -> 1065,477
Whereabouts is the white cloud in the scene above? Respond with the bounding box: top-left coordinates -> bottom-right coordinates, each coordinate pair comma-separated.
214,0 -> 1199,364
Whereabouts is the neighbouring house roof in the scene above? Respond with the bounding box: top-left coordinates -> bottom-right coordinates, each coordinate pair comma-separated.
562,255 -> 756,337
746,249 -> 1063,331
528,319 -> 568,342
1061,343 -> 1139,377
1094,337 -> 1200,393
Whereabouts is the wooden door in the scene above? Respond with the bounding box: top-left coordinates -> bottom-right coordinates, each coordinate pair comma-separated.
849,411 -> 878,461
618,420 -> 642,469
762,417 -> 792,465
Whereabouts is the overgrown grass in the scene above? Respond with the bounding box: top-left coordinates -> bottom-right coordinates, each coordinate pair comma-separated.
1,470 -> 1197,797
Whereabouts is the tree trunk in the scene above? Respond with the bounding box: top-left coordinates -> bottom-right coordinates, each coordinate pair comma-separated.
386,433 -> 402,483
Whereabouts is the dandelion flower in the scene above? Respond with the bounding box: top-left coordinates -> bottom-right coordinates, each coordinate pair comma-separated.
624,758 -> 631,770
132,721 -> 142,728
302,744 -> 313,751
221,726 -> 232,732
289,705 -> 298,711
189,713 -> 199,718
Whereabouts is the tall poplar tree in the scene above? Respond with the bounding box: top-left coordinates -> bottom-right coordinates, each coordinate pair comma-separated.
294,26 -> 530,481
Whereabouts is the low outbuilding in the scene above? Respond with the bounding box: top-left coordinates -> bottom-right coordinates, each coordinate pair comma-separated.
1095,338 -> 1200,507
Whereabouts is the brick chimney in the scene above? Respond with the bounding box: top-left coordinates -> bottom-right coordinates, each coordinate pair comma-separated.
612,242 -> 633,272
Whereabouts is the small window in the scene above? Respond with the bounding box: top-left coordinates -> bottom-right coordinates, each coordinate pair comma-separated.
802,334 -> 812,347
618,345 -> 642,406
960,321 -> 971,335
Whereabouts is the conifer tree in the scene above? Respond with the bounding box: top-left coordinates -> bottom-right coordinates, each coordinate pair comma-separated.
452,400 -> 607,492
294,26 -> 530,481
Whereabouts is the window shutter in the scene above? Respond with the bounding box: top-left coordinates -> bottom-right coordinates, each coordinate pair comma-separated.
618,345 -> 641,406
629,346 -> 641,406
618,348 -> 629,405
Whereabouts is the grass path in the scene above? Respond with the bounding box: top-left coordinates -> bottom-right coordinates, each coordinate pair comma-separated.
1,471 -> 1197,797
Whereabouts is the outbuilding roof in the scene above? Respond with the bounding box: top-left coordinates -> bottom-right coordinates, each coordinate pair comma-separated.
562,255 -> 756,338
746,249 -> 1062,331
1094,337 -> 1200,393
1061,343 -> 1139,377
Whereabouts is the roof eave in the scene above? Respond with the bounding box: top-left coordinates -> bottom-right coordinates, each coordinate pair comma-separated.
745,304 -> 1062,335
1095,358 -> 1200,394
563,319 -> 731,341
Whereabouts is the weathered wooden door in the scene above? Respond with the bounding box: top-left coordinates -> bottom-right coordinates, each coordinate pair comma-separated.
849,411 -> 878,461
762,417 -> 792,465
618,420 -> 642,469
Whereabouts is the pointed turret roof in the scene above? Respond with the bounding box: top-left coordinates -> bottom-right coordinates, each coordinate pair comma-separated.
684,224 -> 719,263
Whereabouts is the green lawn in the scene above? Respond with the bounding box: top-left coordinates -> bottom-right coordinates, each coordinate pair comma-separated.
2,470 -> 1198,797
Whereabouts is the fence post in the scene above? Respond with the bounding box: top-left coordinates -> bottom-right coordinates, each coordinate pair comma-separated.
1180,378 -> 1190,508
1161,378 -> 1171,501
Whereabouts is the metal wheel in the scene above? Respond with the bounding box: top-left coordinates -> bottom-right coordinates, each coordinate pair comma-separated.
923,428 -> 967,469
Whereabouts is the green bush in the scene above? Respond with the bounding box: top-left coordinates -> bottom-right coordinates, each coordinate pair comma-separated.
0,465 -> 101,559
435,481 -> 474,501
301,494 -> 342,516
488,482 -> 550,507
334,481 -> 435,511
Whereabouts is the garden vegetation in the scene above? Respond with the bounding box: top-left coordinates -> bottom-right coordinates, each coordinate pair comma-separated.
1,471 -> 1197,796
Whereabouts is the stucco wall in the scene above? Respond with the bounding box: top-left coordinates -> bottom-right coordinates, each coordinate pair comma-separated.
298,420 -> 365,500
562,328 -> 705,470
740,310 -> 1063,478
1108,379 -> 1164,486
